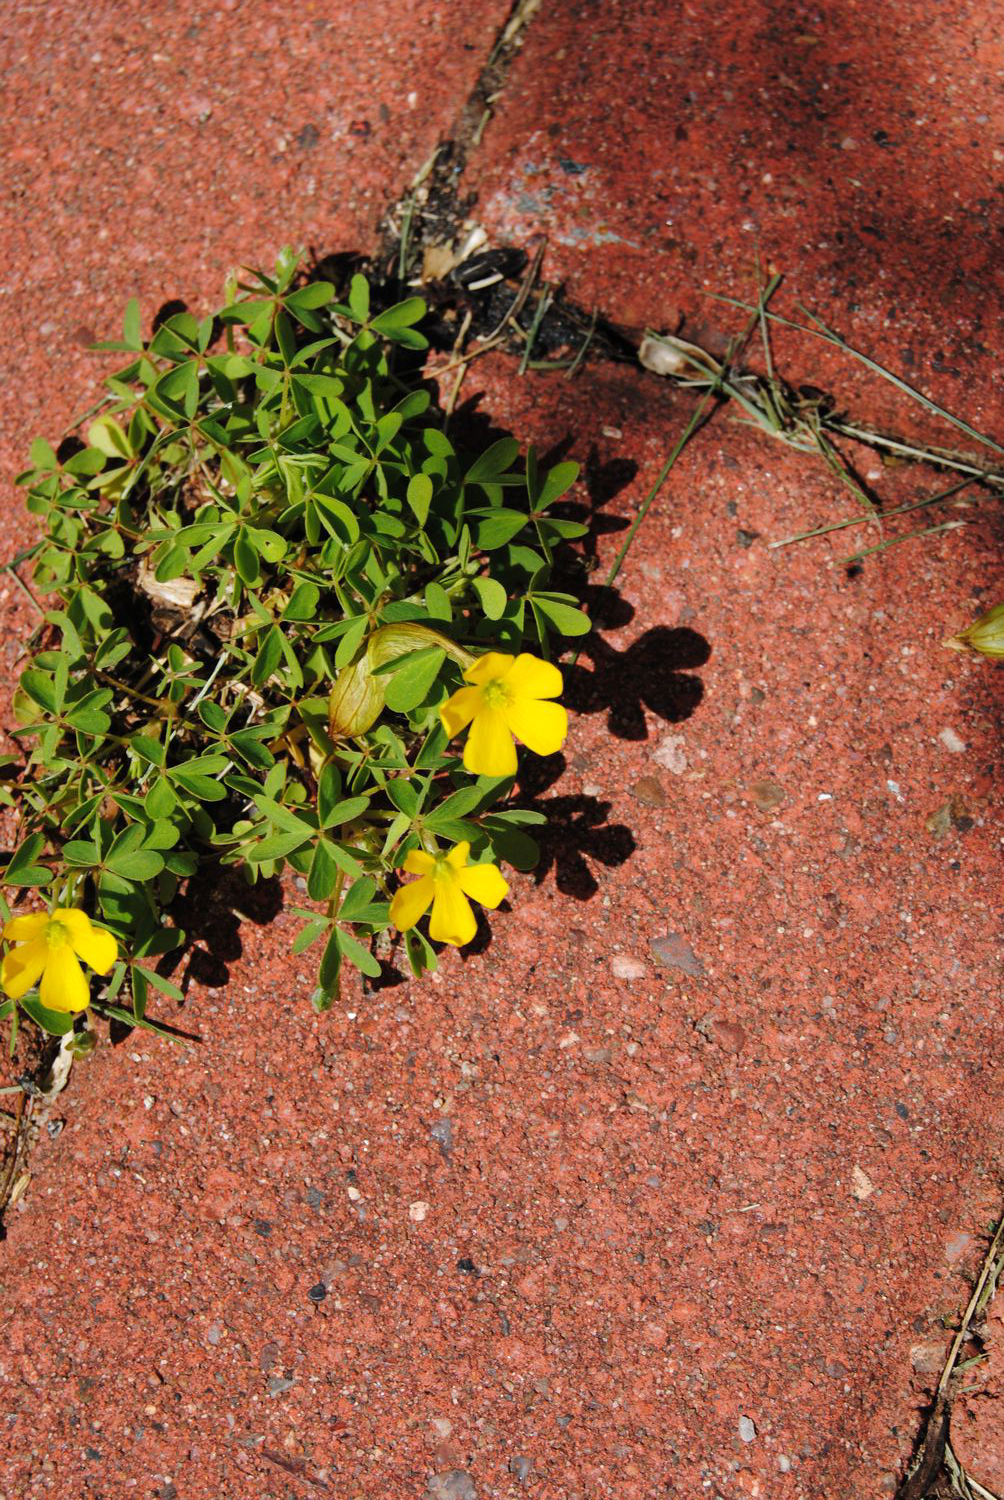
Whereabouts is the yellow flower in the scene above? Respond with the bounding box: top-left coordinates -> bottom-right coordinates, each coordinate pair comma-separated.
440,652 -> 567,777
1,909 -> 118,1013
389,841 -> 509,947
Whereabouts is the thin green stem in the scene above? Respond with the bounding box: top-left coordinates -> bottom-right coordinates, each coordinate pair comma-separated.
754,251 -> 775,385
709,292 -> 1004,458
565,306 -> 598,381
3,565 -> 43,616
770,477 -> 973,548
829,421 -> 1004,484
397,196 -> 415,286
327,869 -> 346,923
518,286 -> 553,377
603,386 -> 719,591
842,518 -> 965,564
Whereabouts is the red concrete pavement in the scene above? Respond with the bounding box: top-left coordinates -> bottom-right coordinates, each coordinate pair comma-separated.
467,0 -> 1004,433
0,0 -> 510,515
1,351 -> 1001,1499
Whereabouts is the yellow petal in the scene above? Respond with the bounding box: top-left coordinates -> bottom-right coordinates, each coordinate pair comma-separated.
463,706 -> 518,777
2,913 -> 49,944
39,945 -> 90,1013
389,875 -> 434,932
52,910 -> 118,975
505,653 -> 563,700
504,697 -> 568,757
457,862 -> 509,910
440,686 -> 482,739
428,880 -> 477,947
1,939 -> 48,1000
464,652 -> 515,687
403,849 -> 436,876
445,841 -> 472,869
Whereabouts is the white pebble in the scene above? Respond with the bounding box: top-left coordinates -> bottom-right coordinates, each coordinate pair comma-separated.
939,727 -> 966,753
739,1415 -> 756,1443
652,733 -> 688,774
408,1200 -> 430,1222
611,955 -> 647,980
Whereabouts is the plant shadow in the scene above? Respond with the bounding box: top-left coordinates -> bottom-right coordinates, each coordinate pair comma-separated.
165,865 -> 285,993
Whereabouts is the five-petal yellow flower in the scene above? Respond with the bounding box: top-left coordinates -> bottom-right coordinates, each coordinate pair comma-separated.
1,909 -> 118,1013
389,841 -> 508,947
440,652 -> 567,777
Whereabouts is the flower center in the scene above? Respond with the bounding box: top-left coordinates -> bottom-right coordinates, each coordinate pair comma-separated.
431,857 -> 459,883
44,918 -> 70,949
481,678 -> 513,709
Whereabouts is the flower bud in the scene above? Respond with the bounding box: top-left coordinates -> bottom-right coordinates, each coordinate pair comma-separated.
943,602 -> 1004,659
329,623 -> 473,740
368,622 -> 473,670
328,655 -> 386,738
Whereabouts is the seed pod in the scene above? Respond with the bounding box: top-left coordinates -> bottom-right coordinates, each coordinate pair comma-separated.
943,602 -> 1004,659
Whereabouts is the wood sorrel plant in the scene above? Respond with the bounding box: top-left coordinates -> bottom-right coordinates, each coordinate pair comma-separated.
2,249 -> 589,1042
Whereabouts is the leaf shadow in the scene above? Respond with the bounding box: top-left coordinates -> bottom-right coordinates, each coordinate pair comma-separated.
164,865 -> 285,993
516,752 -> 637,900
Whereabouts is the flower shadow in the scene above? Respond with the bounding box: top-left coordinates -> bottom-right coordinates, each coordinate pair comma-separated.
565,625 -> 711,740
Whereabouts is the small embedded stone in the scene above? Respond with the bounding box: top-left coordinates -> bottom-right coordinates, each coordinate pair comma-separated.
430,1118 -> 454,1159
944,1231 -> 974,1264
925,795 -> 973,838
630,775 -> 668,807
611,954 -> 647,980
910,1339 -> 945,1374
427,1471 -> 477,1500
650,932 -> 705,978
709,1019 -> 746,1054
749,779 -> 785,812
582,1046 -> 613,1064
652,733 -> 687,774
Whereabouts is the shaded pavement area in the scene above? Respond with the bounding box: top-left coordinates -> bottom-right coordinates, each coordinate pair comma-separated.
1,3 -> 1002,1498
